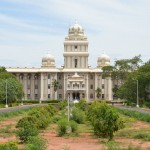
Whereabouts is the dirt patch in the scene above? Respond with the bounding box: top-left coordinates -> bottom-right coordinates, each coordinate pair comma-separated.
42,131 -> 103,150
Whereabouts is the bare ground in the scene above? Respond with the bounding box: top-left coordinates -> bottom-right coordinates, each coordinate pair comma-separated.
0,116 -> 150,150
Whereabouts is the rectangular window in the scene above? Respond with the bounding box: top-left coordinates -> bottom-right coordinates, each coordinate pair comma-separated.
48,84 -> 51,89
27,94 -> 30,99
75,59 -> 78,68
48,74 -> 50,79
90,75 -> 93,80
35,85 -> 38,89
59,94 -> 62,99
102,84 -> 104,89
75,45 -> 77,50
90,84 -> 93,89
27,85 -> 30,89
58,75 -> 61,80
48,94 -> 51,99
102,94 -> 104,99
35,94 -> 38,98
82,93 -> 85,98
59,84 -> 62,89
90,94 -> 93,99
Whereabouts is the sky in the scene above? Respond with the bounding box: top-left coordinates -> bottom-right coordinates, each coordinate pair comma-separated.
0,0 -> 150,68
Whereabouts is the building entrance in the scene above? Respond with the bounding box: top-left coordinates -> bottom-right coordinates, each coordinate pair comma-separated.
72,93 -> 80,100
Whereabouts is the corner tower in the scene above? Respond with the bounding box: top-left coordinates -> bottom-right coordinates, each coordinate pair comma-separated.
63,23 -> 89,69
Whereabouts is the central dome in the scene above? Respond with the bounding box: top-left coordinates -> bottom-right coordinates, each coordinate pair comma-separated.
65,22 -> 87,40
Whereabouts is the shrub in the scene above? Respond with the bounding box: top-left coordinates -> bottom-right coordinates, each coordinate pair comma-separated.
75,99 -> 87,111
70,120 -> 78,133
17,126 -> 39,142
25,136 -> 47,150
44,104 -> 57,116
0,141 -> 18,150
71,107 -> 86,124
59,100 -> 67,110
57,118 -> 69,136
88,101 -> 124,141
16,116 -> 39,129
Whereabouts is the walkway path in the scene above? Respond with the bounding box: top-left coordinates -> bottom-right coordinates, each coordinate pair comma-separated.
0,104 -> 46,113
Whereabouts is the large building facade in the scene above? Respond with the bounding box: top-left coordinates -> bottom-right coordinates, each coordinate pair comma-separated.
7,23 -> 113,101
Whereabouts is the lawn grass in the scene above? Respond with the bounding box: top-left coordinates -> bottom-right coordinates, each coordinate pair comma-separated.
0,108 -> 33,121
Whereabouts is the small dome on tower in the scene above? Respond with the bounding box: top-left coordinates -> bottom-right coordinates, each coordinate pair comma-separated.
97,52 -> 110,68
41,53 -> 55,68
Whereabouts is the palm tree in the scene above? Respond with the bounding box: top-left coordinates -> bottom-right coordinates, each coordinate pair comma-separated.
52,79 -> 59,92
95,87 -> 102,100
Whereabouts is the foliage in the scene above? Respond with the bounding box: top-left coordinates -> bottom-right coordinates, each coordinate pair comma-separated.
16,116 -> 39,129
103,141 -> 120,150
116,59 -> 150,103
87,101 -> 124,140
52,79 -> 59,92
57,118 -> 78,136
71,107 -> 86,124
59,99 -> 67,110
116,108 -> 150,123
0,108 -> 31,121
75,99 -> 87,111
16,105 -> 57,143
0,141 -> 18,150
17,126 -> 39,142
25,136 -> 47,150
69,120 -> 78,133
95,87 -> 102,99
0,67 -> 24,105
57,118 -> 69,136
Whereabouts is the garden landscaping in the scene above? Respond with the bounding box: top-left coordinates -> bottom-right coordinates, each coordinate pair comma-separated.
0,100 -> 150,150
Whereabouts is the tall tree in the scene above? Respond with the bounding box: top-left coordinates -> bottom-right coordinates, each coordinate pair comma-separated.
0,67 -> 24,106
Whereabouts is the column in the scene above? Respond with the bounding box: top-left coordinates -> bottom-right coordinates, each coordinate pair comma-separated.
108,77 -> 112,100
86,74 -> 89,101
31,74 -> 35,100
40,73 -> 44,100
95,73 -> 97,99
24,74 -> 27,100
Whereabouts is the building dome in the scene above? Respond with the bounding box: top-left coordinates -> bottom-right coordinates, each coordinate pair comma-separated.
97,53 -> 110,68
42,53 -> 55,61
42,53 -> 55,68
65,22 -> 87,40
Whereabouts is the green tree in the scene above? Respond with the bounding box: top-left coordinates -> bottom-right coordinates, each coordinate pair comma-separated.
95,87 -> 102,100
0,67 -> 24,105
116,60 -> 150,104
88,101 -> 124,141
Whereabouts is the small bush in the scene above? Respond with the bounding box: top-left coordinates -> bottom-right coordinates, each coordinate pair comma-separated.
75,99 -> 87,111
59,100 -> 67,110
88,101 -> 124,141
57,118 -> 69,136
17,126 -> 39,142
70,120 -> 78,133
16,116 -> 39,129
71,107 -> 86,124
25,136 -> 47,150
0,141 -> 18,150
44,105 -> 57,116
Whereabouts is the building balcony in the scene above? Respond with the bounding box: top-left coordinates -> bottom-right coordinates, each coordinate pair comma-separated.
67,87 -> 86,91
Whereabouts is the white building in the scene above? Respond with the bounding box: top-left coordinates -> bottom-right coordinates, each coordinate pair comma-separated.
7,23 -> 113,101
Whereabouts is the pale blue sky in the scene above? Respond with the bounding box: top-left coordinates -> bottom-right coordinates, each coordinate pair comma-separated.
0,0 -> 150,67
